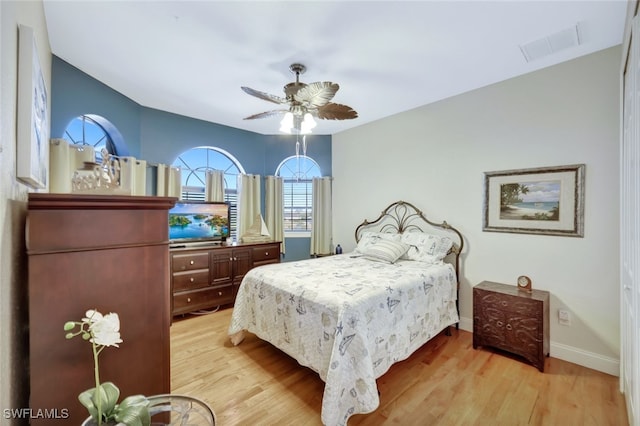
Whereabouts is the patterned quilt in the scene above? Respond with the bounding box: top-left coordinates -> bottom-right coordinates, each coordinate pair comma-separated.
228,253 -> 459,426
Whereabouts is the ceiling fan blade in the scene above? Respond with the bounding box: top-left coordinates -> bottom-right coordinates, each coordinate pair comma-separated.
315,103 -> 358,120
241,86 -> 287,105
294,82 -> 339,108
243,110 -> 288,120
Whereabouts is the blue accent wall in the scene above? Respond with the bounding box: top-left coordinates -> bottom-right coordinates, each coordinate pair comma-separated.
283,238 -> 318,262
50,56 -> 332,261
51,57 -> 140,156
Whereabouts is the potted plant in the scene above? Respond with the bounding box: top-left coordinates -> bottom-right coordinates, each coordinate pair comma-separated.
64,309 -> 151,426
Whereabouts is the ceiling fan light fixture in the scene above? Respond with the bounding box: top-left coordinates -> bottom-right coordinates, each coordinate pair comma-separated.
280,111 -> 316,135
300,113 -> 317,134
279,112 -> 294,134
242,63 -> 358,133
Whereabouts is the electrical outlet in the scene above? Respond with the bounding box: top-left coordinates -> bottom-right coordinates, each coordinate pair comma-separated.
558,309 -> 571,326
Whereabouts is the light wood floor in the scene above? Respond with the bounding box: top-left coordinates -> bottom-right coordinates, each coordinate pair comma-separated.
170,308 -> 628,425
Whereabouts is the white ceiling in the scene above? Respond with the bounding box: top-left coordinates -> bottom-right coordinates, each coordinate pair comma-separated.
43,1 -> 628,136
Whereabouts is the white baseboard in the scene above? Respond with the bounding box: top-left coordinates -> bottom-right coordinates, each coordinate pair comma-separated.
458,315 -> 473,332
458,316 -> 619,376
550,341 -> 620,376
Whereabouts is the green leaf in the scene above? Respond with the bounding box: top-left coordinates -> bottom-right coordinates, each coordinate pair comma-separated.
78,389 -> 99,420
95,382 -> 120,415
118,394 -> 148,410
114,395 -> 151,426
79,382 -> 121,422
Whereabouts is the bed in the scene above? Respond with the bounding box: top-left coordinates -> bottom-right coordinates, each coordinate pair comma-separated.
228,200 -> 464,426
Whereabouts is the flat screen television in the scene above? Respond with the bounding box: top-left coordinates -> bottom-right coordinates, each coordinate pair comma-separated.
168,201 -> 230,245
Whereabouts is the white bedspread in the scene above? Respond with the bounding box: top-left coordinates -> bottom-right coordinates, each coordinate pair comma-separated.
228,253 -> 459,426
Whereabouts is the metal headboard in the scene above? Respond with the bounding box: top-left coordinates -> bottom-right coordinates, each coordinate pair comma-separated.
354,200 -> 464,321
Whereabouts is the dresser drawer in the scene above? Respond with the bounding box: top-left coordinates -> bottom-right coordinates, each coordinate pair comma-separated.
170,242 -> 282,317
173,286 -> 234,313
252,244 -> 279,264
172,269 -> 210,292
172,252 -> 209,271
475,290 -> 540,317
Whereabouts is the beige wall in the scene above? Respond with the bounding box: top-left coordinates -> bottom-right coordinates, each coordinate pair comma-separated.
0,1 -> 51,421
333,46 -> 621,375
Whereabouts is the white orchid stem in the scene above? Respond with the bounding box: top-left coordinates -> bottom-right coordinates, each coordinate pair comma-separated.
92,340 -> 102,425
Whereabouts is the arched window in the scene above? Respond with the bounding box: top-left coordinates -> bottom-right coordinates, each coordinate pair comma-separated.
276,155 -> 321,232
173,146 -> 244,239
62,114 -> 129,162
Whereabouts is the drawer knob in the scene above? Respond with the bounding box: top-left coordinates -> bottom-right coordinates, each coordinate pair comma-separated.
187,297 -> 191,303
218,291 -> 223,296
190,260 -> 195,265
265,252 -> 268,256
190,277 -> 194,282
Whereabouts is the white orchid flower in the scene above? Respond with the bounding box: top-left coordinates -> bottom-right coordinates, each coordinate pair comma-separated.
82,309 -> 104,324
89,312 -> 123,347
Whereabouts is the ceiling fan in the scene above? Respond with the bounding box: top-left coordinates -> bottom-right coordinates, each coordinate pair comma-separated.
241,63 -> 358,133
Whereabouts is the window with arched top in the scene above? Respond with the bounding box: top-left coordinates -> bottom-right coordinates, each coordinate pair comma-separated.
62,114 -> 129,162
276,155 -> 322,232
172,146 -> 245,239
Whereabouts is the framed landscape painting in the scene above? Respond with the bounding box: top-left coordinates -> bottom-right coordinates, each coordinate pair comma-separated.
483,164 -> 585,237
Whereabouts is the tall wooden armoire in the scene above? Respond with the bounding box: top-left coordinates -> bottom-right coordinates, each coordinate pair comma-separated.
26,194 -> 176,424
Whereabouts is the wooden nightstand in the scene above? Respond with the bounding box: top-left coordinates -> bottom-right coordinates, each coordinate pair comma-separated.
473,280 -> 550,372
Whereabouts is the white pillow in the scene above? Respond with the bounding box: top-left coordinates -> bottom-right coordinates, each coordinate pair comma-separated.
356,231 -> 401,254
359,239 -> 409,264
400,232 -> 453,264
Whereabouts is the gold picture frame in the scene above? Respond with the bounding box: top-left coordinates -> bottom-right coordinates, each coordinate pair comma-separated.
483,164 -> 585,237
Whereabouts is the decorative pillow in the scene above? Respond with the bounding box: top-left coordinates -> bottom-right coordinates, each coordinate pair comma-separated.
400,232 -> 453,264
355,231 -> 401,254
359,239 -> 410,264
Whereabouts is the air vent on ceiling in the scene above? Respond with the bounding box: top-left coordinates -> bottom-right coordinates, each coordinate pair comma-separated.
519,23 -> 582,62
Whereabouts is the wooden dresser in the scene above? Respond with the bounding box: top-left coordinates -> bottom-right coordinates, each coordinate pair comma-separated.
26,194 -> 175,424
170,241 -> 280,316
473,280 -> 550,372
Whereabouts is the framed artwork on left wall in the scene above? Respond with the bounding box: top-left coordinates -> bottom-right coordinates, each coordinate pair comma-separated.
17,24 -> 48,189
